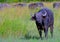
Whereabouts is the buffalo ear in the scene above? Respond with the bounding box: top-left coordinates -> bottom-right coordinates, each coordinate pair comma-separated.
30,16 -> 35,21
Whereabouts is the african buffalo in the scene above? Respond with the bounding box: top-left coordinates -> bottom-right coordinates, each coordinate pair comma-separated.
14,3 -> 27,7
31,8 -> 54,39
36,2 -> 44,7
53,2 -> 60,8
29,2 -> 44,9
29,3 -> 38,9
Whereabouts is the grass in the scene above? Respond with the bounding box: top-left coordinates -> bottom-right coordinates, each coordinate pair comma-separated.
0,2 -> 60,42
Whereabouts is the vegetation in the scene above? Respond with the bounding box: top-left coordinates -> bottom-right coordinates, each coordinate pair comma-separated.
0,0 -> 60,3
0,2 -> 60,42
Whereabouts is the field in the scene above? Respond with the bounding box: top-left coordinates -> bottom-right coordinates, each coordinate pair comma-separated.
0,2 -> 60,42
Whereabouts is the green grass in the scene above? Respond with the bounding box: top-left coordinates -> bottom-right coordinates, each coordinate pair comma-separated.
0,2 -> 60,42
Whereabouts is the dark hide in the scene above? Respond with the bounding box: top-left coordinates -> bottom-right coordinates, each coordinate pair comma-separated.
31,8 -> 54,39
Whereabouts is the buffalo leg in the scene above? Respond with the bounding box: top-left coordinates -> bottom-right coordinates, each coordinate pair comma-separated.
36,22 -> 43,39
50,25 -> 54,38
44,27 -> 48,39
37,26 -> 42,39
39,30 -> 42,39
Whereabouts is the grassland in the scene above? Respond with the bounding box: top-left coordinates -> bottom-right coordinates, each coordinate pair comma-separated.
0,2 -> 60,42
